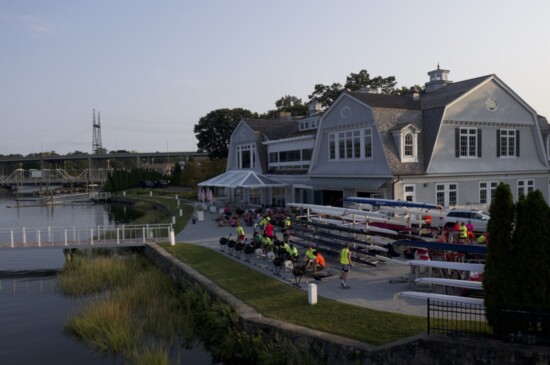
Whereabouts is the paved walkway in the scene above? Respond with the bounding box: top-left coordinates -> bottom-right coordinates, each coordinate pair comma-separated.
175,211 -> 427,317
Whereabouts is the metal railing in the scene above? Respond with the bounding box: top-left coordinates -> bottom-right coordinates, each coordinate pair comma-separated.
0,223 -> 173,249
498,309 -> 550,345
427,299 -> 492,338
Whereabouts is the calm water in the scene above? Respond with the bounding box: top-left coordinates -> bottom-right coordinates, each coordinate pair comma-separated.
0,195 -> 213,365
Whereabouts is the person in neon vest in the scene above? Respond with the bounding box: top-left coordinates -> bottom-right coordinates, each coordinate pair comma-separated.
340,243 -> 353,289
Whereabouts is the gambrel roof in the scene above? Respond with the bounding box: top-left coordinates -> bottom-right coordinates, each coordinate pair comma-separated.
344,75 -> 497,176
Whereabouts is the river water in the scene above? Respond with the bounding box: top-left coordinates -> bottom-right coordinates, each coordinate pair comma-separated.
0,195 -> 213,365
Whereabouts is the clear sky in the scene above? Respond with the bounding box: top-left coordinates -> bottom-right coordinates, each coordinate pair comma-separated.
1,0 -> 549,155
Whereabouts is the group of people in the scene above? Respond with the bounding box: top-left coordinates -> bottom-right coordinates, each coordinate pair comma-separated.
228,209 -> 354,289
302,243 -> 353,288
435,221 -> 488,245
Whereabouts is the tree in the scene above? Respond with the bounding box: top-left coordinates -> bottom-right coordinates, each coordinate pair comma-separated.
171,161 -> 183,186
260,95 -> 308,119
344,70 -> 398,94
308,69 -> 403,108
180,157 -> 202,187
512,190 -> 550,312
308,82 -> 344,108
274,95 -> 308,116
484,186 -> 550,336
193,108 -> 257,159
484,183 -> 515,332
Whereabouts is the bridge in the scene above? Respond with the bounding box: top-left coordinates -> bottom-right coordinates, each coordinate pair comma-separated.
0,151 -> 208,188
0,168 -> 109,188
0,223 -> 175,249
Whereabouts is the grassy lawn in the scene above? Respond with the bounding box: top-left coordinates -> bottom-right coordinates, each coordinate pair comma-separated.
113,190 -> 193,233
165,243 -> 427,346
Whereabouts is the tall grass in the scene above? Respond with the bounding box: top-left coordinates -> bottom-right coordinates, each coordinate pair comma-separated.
59,250 -> 332,365
65,297 -> 139,354
57,250 -> 144,295
59,252 -> 185,363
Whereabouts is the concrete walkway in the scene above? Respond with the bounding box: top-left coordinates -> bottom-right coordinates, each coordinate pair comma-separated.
175,210 -> 427,317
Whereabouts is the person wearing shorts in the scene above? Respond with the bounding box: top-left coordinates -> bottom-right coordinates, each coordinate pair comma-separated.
340,243 -> 353,289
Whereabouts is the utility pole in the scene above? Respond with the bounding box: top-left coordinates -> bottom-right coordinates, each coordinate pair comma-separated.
92,109 -> 103,155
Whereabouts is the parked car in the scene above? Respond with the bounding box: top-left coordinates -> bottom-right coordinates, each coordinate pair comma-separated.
138,180 -> 154,188
438,209 -> 490,233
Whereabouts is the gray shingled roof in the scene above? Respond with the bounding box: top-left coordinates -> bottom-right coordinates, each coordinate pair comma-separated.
241,119 -> 299,141
421,75 -> 492,110
372,108 -> 425,175
240,118 -> 316,173
344,75 -> 495,175
346,91 -> 421,110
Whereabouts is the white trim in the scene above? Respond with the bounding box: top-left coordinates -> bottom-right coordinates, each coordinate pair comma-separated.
262,134 -> 314,145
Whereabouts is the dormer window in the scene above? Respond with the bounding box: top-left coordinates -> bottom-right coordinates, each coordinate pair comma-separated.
404,133 -> 414,157
393,125 -> 419,163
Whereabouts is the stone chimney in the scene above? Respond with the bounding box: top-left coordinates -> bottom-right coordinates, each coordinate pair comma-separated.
408,86 -> 420,101
357,86 -> 379,94
277,111 -> 292,119
307,101 -> 323,117
425,64 -> 452,93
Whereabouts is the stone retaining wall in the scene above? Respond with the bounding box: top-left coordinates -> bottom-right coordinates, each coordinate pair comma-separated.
144,243 -> 550,365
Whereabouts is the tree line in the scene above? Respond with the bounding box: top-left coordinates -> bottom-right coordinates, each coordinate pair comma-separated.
484,183 -> 550,338
194,69 -> 419,159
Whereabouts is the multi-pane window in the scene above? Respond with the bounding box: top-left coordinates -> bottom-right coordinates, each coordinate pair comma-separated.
459,128 -> 478,157
364,129 -> 372,158
279,150 -> 301,162
517,179 -> 534,197
269,152 -> 278,163
236,144 -> 255,169
497,129 -> 519,157
404,133 -> 413,157
268,148 -> 313,169
302,148 -> 313,161
436,183 -> 457,207
479,181 -> 498,204
329,134 -> 336,159
329,128 -> 372,160
404,184 -> 415,202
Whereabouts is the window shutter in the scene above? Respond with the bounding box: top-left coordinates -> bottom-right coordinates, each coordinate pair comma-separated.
496,129 -> 501,157
455,128 -> 460,157
516,129 -> 520,157
477,129 -> 482,157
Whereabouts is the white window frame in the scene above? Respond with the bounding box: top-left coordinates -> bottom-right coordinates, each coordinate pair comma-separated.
499,129 -> 516,157
517,179 -> 534,198
459,128 -> 478,158
328,127 -> 373,161
479,181 -> 498,204
404,184 -> 416,202
236,144 -> 256,169
401,132 -> 418,162
436,183 -> 458,207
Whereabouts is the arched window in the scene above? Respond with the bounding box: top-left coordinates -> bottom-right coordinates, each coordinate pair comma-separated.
404,133 -> 414,157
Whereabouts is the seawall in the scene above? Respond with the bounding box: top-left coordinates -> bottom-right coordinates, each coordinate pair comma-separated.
144,243 -> 550,365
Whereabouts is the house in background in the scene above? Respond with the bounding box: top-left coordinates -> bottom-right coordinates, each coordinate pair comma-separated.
200,66 -> 550,210
198,104 -> 322,206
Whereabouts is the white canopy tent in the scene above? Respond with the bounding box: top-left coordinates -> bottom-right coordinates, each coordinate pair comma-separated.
198,170 -> 288,206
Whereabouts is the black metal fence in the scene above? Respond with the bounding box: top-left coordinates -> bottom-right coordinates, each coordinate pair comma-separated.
427,299 -> 492,338
497,309 -> 550,345
428,299 -> 550,345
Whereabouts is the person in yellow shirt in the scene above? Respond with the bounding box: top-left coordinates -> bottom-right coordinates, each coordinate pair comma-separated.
287,244 -> 298,261
340,243 -> 353,289
459,222 -> 468,243
235,221 -> 245,243
304,246 -> 316,270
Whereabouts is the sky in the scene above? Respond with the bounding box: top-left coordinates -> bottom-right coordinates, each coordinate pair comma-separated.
1,0 -> 549,155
